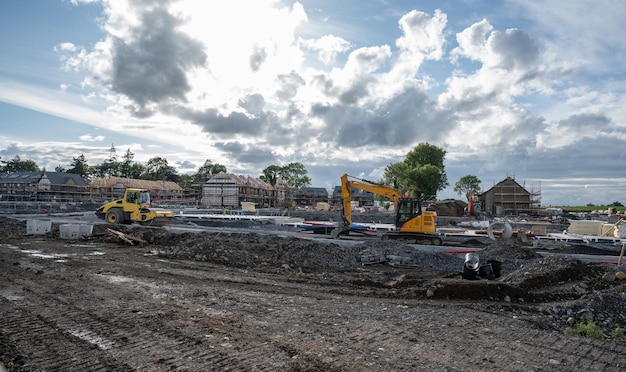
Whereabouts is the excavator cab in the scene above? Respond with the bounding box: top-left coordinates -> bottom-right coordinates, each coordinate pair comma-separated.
396,199 -> 422,227
394,198 -> 437,235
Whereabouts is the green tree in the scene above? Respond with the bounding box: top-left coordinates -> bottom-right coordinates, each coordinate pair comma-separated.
1,155 -> 40,172
194,159 -> 227,184
405,143 -> 446,170
119,148 -> 135,178
383,143 -> 448,198
104,144 -> 120,177
383,162 -> 409,190
92,144 -> 121,177
143,156 -> 177,181
454,175 -> 481,201
127,163 -> 146,179
280,162 -> 311,188
261,163 -> 311,187
260,165 -> 282,186
410,164 -> 443,199
66,154 -> 91,179
178,174 -> 194,189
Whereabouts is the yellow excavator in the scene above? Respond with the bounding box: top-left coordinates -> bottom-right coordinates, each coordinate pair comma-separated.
95,188 -> 175,225
331,174 -> 442,245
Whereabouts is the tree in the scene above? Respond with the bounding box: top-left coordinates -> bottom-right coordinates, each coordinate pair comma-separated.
104,144 -> 120,177
454,175 -> 482,201
409,164 -> 443,200
383,143 -> 448,198
119,148 -> 135,178
127,163 -> 146,179
261,163 -> 311,187
194,160 -> 228,184
178,174 -> 194,189
1,155 -> 40,173
66,154 -> 91,179
211,163 -> 227,175
260,165 -> 282,186
405,143 -> 446,170
91,144 -> 121,178
382,162 -> 409,190
143,156 -> 177,181
279,162 -> 311,188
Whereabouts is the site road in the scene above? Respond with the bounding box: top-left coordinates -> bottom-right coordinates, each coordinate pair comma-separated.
1,237 -> 625,371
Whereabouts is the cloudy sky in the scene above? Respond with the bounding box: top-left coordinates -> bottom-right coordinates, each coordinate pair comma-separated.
1,0 -> 625,206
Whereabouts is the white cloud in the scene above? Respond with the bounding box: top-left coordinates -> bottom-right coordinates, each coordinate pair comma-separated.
3,1 -> 626,205
300,35 -> 352,65
451,19 -> 492,63
79,134 -> 106,142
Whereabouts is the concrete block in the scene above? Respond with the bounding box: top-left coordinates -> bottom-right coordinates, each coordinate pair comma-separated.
59,224 -> 80,240
531,225 -> 547,236
26,220 -> 52,235
80,224 -> 93,237
568,220 -> 603,235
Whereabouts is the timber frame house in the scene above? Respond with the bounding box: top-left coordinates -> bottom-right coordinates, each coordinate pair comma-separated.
477,176 -> 541,216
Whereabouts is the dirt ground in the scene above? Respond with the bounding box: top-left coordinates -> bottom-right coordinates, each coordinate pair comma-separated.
1,214 -> 626,371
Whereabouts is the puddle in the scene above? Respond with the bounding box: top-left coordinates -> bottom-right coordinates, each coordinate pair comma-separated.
0,244 -> 104,260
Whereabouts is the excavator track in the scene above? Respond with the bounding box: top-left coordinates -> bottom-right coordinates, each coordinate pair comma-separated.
381,232 -> 443,245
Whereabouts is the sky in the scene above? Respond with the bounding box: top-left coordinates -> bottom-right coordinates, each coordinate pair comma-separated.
1,0 -> 626,206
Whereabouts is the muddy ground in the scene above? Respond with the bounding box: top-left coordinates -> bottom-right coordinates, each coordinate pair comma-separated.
1,214 -> 626,371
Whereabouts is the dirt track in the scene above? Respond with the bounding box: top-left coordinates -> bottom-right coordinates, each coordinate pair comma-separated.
1,216 -> 626,371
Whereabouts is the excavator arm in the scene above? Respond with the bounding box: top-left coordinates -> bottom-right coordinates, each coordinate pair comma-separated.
333,174 -> 406,237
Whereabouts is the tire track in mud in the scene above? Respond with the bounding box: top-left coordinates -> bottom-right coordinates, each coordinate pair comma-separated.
0,297 -> 134,371
0,244 -> 296,371
2,241 -> 626,371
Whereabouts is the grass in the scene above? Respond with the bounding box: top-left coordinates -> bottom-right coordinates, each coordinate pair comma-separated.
567,321 -> 606,339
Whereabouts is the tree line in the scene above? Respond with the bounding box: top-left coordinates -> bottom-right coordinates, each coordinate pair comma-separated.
0,145 -> 313,189
1,143 -> 484,201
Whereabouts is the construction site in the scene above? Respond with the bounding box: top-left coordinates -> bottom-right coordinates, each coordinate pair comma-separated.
1,199 -> 626,371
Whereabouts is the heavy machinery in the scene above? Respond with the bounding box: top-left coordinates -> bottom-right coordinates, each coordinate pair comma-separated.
331,174 -> 442,245
95,188 -> 175,225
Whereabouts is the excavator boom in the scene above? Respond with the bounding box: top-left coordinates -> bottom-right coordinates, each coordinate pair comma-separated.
336,174 -> 402,232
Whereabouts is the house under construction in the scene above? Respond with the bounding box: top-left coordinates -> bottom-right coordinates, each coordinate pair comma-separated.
0,171 -> 89,202
477,176 -> 541,216
90,177 -> 184,204
201,172 -> 288,208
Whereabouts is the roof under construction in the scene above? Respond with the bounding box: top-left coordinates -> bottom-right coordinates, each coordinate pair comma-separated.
90,177 -> 183,191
